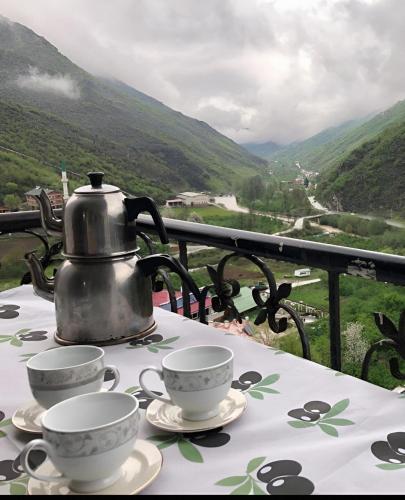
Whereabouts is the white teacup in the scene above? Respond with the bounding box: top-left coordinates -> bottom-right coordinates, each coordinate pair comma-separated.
139,344 -> 234,421
20,391 -> 139,493
27,345 -> 120,409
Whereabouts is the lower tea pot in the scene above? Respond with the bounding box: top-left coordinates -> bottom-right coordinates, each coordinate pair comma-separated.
26,252 -> 201,345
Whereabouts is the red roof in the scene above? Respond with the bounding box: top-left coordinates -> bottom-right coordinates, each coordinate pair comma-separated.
153,290 -> 211,316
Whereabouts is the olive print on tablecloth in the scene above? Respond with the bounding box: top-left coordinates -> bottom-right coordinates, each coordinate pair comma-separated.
147,427 -> 230,464
0,460 -> 22,483
287,399 -> 354,437
231,371 -> 280,400
372,432 -> 405,470
216,456 -> 315,495
0,329 -> 48,347
0,305 -> 20,320
0,449 -> 46,495
126,334 -> 180,353
0,411 -> 11,439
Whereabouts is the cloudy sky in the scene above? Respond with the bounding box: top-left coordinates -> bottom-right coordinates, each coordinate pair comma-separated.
0,0 -> 404,144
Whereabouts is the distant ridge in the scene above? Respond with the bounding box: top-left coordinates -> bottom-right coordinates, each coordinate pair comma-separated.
242,140 -> 282,159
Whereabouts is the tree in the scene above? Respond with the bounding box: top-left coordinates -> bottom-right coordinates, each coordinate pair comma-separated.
188,212 -> 204,224
304,177 -> 309,188
4,194 -> 22,210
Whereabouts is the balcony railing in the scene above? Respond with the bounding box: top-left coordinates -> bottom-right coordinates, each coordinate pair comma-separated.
2,209 -> 405,384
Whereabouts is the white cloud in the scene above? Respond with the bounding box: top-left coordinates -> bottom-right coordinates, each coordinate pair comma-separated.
1,0 -> 405,143
16,67 -> 81,99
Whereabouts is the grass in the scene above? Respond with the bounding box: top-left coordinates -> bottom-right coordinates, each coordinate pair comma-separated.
289,278 -> 329,310
162,206 -> 231,218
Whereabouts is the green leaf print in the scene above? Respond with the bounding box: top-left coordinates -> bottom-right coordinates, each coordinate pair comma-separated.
216,456 -> 270,495
147,434 -> 174,443
321,418 -> 354,426
10,482 -> 27,495
376,463 -> 405,470
254,387 -> 279,394
249,391 -> 264,400
10,337 -> 23,347
18,353 -> 37,362
125,386 -> 140,394
156,337 -> 180,345
323,399 -> 350,420
230,478 -> 252,495
157,437 -> 178,450
245,373 -> 280,400
178,439 -> 203,463
319,423 -> 339,437
147,346 -> 159,353
246,457 -> 266,474
216,476 -> 248,487
255,374 -> 280,386
252,481 -> 267,495
288,420 -> 315,429
0,418 -> 11,428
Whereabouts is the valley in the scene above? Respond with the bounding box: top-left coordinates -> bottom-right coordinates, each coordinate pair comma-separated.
1,14 -> 405,393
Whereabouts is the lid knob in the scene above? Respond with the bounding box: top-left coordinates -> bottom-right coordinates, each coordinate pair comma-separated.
87,172 -> 104,189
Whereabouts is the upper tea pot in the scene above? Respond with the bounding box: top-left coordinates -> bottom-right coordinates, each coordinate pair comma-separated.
37,171 -> 169,257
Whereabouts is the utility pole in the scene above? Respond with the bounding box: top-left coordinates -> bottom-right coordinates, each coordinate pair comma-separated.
60,160 -> 69,201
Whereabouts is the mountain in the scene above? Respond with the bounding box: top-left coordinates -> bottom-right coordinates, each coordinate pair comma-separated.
316,119 -> 405,214
241,140 -> 282,158
268,116 -> 373,172
0,16 -> 266,204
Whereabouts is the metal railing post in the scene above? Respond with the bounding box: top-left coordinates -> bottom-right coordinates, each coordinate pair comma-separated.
328,270 -> 341,371
178,240 -> 191,318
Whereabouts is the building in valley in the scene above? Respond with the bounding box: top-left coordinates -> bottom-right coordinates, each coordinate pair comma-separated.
166,192 -> 210,208
25,188 -> 64,210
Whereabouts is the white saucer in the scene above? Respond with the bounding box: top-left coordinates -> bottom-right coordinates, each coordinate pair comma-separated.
12,389 -> 108,435
27,439 -> 162,495
12,400 -> 44,434
145,388 -> 247,433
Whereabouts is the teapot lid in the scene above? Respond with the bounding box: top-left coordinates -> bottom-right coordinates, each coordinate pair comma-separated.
74,172 -> 120,194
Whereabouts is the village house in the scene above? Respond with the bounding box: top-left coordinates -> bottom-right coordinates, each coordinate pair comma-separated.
166,191 -> 210,208
25,187 -> 64,210
153,289 -> 212,320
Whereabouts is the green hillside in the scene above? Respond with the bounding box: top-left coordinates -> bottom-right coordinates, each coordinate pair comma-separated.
0,101 -> 168,203
0,16 -> 266,205
268,115 -> 373,171
257,99 -> 405,177
316,120 -> 405,215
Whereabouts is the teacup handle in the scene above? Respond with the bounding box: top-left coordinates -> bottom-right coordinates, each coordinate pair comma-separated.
20,439 -> 63,483
139,366 -> 172,405
103,365 -> 120,391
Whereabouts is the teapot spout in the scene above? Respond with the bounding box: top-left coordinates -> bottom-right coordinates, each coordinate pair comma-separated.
34,189 -> 63,237
25,252 -> 55,302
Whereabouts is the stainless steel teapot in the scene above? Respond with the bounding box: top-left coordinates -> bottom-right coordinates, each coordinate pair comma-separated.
25,172 -> 201,345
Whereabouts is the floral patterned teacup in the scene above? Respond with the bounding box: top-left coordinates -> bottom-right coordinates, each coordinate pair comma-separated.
27,345 -> 120,409
20,391 -> 139,493
139,344 -> 234,421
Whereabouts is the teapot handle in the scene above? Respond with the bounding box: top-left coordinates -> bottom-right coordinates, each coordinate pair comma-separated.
137,254 -> 201,302
124,197 -> 169,244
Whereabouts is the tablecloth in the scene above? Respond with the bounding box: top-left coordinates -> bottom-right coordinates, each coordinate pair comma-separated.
1,285 -> 405,495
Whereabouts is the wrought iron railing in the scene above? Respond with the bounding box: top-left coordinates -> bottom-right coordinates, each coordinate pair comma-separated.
1,209 -> 405,382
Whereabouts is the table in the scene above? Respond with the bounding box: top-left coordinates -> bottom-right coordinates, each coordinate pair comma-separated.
1,285 -> 405,495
